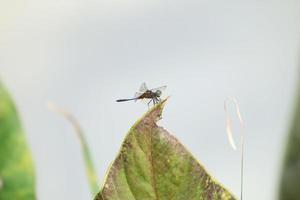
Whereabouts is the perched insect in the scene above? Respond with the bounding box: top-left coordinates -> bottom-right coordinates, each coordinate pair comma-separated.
116,82 -> 166,107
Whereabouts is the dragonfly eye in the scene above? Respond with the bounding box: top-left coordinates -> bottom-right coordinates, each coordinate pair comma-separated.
155,90 -> 162,96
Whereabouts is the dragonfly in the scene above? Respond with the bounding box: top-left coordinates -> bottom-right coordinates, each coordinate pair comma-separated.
116,83 -> 167,107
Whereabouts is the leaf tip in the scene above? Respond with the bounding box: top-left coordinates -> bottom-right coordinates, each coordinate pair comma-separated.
142,97 -> 169,124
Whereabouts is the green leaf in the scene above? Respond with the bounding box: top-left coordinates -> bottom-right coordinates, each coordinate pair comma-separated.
94,99 -> 236,200
279,89 -> 300,200
0,83 -> 36,199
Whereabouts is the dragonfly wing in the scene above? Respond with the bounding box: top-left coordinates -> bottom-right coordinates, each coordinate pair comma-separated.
150,85 -> 167,92
133,83 -> 148,102
134,92 -> 143,101
139,82 -> 148,93
134,92 -> 142,98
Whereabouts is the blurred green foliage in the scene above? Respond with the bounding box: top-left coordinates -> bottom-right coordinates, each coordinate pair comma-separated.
0,83 -> 36,199
48,103 -> 99,195
279,87 -> 300,200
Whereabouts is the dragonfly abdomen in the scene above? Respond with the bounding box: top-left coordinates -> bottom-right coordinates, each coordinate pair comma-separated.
116,98 -> 138,102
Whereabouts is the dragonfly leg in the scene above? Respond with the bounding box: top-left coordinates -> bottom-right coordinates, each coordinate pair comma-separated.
152,98 -> 157,106
153,97 -> 159,104
148,99 -> 152,108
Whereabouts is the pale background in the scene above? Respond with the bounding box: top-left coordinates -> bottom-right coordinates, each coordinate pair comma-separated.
1,0 -> 300,199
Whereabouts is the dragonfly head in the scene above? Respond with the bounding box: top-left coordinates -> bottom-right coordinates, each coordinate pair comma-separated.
155,90 -> 162,97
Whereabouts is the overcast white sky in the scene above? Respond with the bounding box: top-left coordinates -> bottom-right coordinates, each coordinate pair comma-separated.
1,0 -> 300,199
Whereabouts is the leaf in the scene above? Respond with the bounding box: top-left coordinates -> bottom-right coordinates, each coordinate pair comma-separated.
279,88 -> 300,200
94,99 -> 236,200
0,83 -> 36,199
